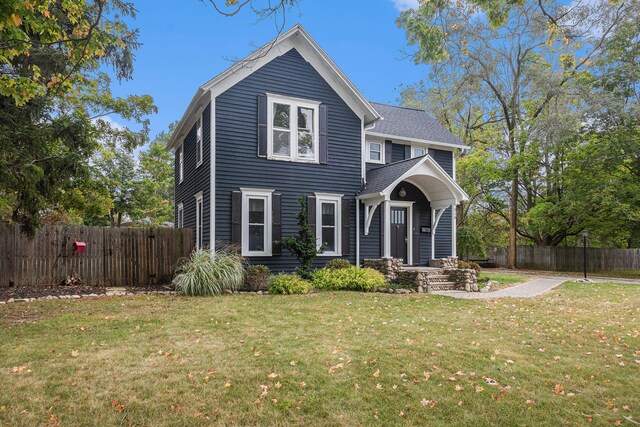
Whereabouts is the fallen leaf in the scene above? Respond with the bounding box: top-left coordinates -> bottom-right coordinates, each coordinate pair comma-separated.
71,350 -> 79,357
267,373 -> 279,380
554,384 -> 565,394
455,385 -> 464,391
373,369 -> 380,378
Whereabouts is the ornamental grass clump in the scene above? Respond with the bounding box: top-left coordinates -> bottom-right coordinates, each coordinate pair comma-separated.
174,249 -> 245,296
312,266 -> 385,292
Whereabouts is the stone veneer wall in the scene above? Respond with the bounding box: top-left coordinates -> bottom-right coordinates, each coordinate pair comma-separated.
363,258 -> 402,282
446,268 -> 479,292
429,257 -> 459,269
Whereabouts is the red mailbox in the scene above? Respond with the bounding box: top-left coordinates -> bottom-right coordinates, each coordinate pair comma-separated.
73,241 -> 86,253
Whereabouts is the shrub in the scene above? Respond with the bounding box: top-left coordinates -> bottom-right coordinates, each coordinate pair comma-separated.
312,267 -> 385,292
173,249 -> 245,296
458,260 -> 481,274
268,273 -> 311,295
245,264 -> 270,291
324,258 -> 351,270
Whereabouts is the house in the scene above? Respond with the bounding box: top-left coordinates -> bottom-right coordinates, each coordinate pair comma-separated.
167,24 -> 469,271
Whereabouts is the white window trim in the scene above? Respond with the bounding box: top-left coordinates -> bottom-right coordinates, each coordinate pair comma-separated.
411,145 -> 427,158
241,188 -> 274,257
177,203 -> 184,228
315,193 -> 343,257
266,93 -> 320,164
178,143 -> 184,183
196,117 -> 203,168
367,140 -> 384,164
194,192 -> 203,249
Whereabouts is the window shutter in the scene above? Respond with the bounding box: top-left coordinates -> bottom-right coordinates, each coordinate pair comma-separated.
341,197 -> 350,256
413,207 -> 420,265
231,191 -> 242,245
272,193 -> 282,255
404,145 -> 412,159
319,104 -> 328,164
385,140 -> 393,164
307,196 -> 316,239
257,94 -> 268,157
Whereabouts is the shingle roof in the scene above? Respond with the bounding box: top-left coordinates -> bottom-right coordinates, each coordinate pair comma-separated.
369,102 -> 466,148
360,156 -> 425,196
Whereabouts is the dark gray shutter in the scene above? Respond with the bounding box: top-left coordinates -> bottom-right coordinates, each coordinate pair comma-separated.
272,193 -> 282,255
385,140 -> 393,164
404,145 -> 412,160
413,207 -> 420,265
307,195 -> 316,239
257,94 -> 268,157
319,104 -> 328,164
341,197 -> 350,256
231,191 -> 242,245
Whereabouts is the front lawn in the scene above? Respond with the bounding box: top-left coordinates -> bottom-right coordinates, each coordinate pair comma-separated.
1,282 -> 639,426
478,272 -> 530,291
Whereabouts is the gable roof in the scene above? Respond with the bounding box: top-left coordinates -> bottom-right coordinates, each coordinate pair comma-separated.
367,102 -> 468,150
361,156 -> 425,196
166,24 -> 380,150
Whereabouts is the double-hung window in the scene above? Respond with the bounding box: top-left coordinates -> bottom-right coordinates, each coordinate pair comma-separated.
412,146 -> 426,158
196,117 -> 203,167
241,188 -> 273,256
195,192 -> 203,249
178,144 -> 184,183
267,94 -> 320,163
177,203 -> 184,228
316,193 -> 342,256
367,141 -> 384,163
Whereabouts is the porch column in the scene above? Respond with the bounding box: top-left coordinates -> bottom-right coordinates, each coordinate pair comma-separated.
451,203 -> 457,258
356,199 -> 360,267
431,207 -> 435,260
383,200 -> 391,258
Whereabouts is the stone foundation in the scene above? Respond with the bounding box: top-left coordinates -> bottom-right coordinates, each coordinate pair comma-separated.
428,257 -> 459,269
363,258 -> 402,282
446,268 -> 479,292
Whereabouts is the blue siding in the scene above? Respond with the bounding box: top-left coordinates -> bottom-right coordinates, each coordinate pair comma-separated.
429,148 -> 454,177
392,143 -> 406,163
175,103 -> 211,247
215,49 -> 361,272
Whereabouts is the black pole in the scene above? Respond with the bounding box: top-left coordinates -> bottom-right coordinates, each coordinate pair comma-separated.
583,234 -> 587,279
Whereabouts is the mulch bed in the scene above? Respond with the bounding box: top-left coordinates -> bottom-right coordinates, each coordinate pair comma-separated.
0,284 -> 173,302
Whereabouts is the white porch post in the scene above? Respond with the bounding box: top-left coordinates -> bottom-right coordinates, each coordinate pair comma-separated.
356,199 -> 360,267
383,200 -> 391,258
431,207 -> 435,260
451,203 -> 457,258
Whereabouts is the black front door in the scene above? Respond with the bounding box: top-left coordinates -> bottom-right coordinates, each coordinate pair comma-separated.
390,207 -> 407,263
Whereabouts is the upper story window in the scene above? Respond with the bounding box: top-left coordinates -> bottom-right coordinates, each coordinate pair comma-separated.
178,144 -> 184,183
241,188 -> 273,256
177,203 -> 184,228
196,117 -> 203,167
267,94 -> 320,163
367,141 -> 384,164
316,193 -> 342,256
412,146 -> 426,158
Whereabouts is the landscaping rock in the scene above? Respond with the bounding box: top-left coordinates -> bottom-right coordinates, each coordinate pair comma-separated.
363,258 -> 402,282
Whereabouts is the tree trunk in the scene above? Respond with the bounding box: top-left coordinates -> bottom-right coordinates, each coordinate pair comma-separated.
508,175 -> 518,269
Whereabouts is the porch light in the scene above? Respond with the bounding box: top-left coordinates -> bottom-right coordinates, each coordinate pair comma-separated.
399,187 -> 407,198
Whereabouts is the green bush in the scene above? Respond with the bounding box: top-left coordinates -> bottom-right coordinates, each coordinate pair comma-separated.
324,258 -> 351,270
245,264 -> 270,291
312,267 -> 385,292
173,249 -> 245,296
268,273 -> 311,295
458,260 -> 481,274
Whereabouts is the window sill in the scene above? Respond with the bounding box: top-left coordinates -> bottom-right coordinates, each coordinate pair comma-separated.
242,252 -> 273,257
366,159 -> 384,165
266,155 -> 319,164
318,252 -> 342,257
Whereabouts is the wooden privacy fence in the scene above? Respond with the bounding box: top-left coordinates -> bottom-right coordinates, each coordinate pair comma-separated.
488,246 -> 640,272
0,224 -> 194,287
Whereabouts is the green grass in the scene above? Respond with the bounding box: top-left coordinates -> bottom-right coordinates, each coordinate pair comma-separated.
589,270 -> 640,280
478,272 -> 529,291
1,282 -> 639,426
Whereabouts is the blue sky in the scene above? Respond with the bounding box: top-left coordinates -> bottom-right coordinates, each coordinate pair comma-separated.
110,0 -> 424,141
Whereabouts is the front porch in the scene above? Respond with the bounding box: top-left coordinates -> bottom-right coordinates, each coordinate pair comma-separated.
356,155 -> 469,266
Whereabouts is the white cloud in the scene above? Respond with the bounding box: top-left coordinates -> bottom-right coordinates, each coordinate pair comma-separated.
391,0 -> 420,11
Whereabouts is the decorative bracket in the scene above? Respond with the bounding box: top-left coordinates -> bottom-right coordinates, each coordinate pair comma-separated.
363,202 -> 380,236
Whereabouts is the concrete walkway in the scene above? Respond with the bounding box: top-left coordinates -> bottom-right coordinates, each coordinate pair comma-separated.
432,276 -> 571,299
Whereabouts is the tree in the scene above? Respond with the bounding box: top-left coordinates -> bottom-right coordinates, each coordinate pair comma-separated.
0,0 -> 156,236
279,196 -> 324,279
398,0 -> 639,267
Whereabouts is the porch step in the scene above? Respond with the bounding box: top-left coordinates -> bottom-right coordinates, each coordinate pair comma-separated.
428,282 -> 459,291
425,274 -> 452,283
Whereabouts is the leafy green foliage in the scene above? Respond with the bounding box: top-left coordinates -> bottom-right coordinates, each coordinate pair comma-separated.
312,267 -> 385,292
245,264 -> 270,291
174,249 -> 245,296
324,259 -> 351,270
268,273 -> 311,295
279,196 -> 324,279
457,226 -> 486,261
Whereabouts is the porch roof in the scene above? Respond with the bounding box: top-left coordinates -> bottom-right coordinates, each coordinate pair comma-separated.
358,155 -> 469,207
